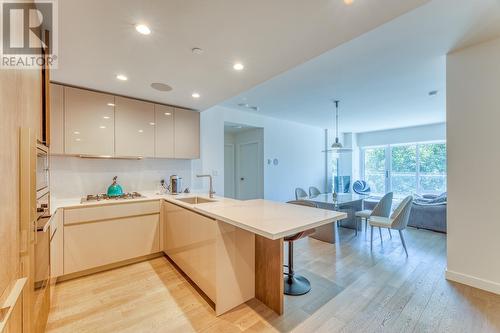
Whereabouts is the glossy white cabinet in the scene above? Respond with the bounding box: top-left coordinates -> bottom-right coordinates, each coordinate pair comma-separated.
49,83 -> 64,155
115,97 -> 155,158
154,104 -> 175,158
174,108 -> 200,159
64,87 -> 115,156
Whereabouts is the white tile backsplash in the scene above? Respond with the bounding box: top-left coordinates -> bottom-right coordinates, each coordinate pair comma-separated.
50,156 -> 193,199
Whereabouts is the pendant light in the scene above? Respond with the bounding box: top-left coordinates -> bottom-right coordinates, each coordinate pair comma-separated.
330,100 -> 352,152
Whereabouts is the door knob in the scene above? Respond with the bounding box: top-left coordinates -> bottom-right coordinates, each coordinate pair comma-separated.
240,177 -> 245,181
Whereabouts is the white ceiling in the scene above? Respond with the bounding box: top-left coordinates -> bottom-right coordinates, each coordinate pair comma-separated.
222,0 -> 500,133
52,0 -> 431,110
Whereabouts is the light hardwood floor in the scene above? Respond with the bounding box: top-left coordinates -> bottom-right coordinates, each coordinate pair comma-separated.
46,227 -> 500,333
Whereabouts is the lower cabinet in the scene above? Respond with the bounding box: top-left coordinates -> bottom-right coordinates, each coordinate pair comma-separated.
50,208 -> 64,279
63,202 -> 160,275
164,202 -> 216,301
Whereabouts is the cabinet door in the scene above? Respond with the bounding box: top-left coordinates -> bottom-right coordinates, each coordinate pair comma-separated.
115,97 -> 155,157
64,87 -> 115,156
64,214 -> 160,274
49,209 -> 63,278
49,84 -> 64,155
174,108 -> 200,159
154,104 -> 174,158
164,202 -> 216,301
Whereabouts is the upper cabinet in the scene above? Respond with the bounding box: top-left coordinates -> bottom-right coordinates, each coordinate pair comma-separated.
50,84 -> 200,159
115,97 -> 155,158
174,108 -> 200,159
155,104 -> 175,158
49,83 -> 64,155
64,87 -> 115,156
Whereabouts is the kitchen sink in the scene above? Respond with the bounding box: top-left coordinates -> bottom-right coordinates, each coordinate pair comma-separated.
175,196 -> 217,204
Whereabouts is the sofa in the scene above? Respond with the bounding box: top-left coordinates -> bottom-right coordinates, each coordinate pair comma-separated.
363,192 -> 447,233
407,193 -> 447,233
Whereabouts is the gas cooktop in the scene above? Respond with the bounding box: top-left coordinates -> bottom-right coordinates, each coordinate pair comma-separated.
81,192 -> 144,203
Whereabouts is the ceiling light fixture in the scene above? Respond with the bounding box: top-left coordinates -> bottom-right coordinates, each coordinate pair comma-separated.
107,103 -> 115,107
103,116 -> 110,119
135,24 -> 151,35
164,112 -> 172,116
329,100 -> 352,152
116,74 -> 128,81
149,122 -> 155,126
99,126 -> 106,129
233,63 -> 244,71
73,131 -> 80,135
192,92 -> 200,99
344,0 -> 354,5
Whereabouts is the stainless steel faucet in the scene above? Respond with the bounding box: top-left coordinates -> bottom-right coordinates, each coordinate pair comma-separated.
196,174 -> 215,198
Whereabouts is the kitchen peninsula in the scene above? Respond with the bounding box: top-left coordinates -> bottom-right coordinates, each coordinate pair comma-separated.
49,193 -> 346,316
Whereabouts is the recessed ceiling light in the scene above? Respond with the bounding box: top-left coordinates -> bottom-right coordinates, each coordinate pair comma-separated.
103,116 -> 110,119
191,47 -> 204,55
116,74 -> 128,81
73,131 -> 80,135
233,63 -> 244,71
75,138 -> 81,142
107,103 -> 115,107
192,92 -> 200,99
164,112 -> 172,116
135,24 -> 151,35
344,0 -> 354,5
138,129 -> 144,133
151,82 -> 172,92
149,122 -> 155,126
99,126 -> 106,129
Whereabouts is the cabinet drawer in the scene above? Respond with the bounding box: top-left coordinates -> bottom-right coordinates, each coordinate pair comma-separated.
64,200 -> 159,225
64,214 -> 160,274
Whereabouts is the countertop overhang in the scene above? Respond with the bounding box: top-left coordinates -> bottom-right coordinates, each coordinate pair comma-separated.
51,193 -> 347,240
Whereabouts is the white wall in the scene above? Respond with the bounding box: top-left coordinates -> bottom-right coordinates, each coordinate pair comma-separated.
356,122 -> 446,147
446,37 -> 500,294
199,106 -> 325,202
50,156 -> 193,199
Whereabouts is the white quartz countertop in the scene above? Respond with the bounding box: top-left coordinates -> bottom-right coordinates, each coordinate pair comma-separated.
51,192 -> 347,240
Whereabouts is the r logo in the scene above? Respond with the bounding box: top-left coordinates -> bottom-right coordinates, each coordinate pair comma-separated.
2,2 -> 53,55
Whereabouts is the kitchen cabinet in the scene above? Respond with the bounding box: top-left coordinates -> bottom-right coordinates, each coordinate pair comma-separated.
115,97 -> 155,158
154,104 -> 175,158
174,108 -> 200,159
164,202 -> 216,301
63,201 -> 160,275
64,87 -> 115,156
49,83 -> 64,155
49,209 -> 63,278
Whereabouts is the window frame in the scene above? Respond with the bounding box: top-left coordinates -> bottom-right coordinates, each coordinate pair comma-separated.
360,140 -> 446,196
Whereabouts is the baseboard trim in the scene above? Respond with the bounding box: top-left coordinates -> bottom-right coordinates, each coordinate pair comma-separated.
445,269 -> 500,295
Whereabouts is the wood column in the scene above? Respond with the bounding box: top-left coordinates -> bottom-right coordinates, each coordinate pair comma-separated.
255,235 -> 283,315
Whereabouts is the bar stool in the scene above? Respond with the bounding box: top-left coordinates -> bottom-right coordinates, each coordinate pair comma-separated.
285,200 -> 318,295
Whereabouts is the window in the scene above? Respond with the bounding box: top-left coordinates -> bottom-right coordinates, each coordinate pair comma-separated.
362,142 -> 446,196
363,147 -> 386,195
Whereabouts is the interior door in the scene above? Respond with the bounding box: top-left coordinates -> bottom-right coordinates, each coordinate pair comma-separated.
224,144 -> 235,198
237,142 -> 260,200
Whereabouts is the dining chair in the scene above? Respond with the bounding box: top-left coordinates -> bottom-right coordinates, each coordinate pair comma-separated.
295,187 -> 308,200
285,200 -> 318,295
369,196 -> 413,256
355,192 -> 393,236
308,186 -> 321,197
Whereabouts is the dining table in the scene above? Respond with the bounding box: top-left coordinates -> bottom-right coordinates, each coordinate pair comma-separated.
304,192 -> 369,243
